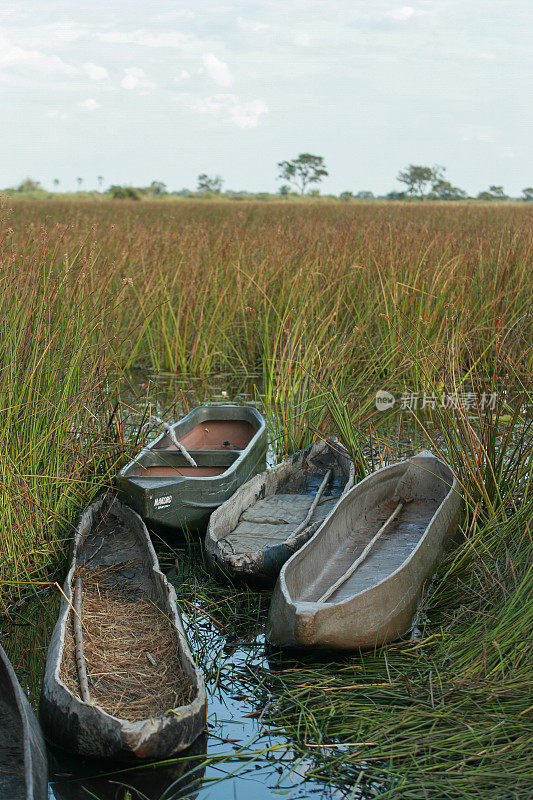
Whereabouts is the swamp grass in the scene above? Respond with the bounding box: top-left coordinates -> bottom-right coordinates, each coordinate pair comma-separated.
0,198 -> 531,798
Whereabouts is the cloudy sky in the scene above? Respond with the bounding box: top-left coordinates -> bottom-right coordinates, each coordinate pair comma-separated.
1,0 -> 531,194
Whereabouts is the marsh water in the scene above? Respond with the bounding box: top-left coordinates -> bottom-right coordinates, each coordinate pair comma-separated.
1,373 -> 468,800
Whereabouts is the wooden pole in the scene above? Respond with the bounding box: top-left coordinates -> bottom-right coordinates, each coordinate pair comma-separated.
161,421 -> 198,468
317,498 -> 410,603
286,469 -> 332,546
74,577 -> 91,703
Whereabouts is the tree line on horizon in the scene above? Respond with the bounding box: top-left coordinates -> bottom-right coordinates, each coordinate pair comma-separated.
5,154 -> 533,202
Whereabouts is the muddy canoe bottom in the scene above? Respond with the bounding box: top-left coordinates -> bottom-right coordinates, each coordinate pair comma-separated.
40,494 -> 207,761
116,405 -> 267,532
205,438 -> 355,585
266,451 -> 462,650
0,644 -> 48,800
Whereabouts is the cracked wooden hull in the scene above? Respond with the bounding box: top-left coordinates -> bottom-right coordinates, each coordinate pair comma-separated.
266,452 -> 462,650
40,495 -> 207,761
205,439 -> 355,585
0,644 -> 47,800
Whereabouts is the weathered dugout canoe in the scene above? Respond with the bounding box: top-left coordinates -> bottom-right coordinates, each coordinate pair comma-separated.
116,405 -> 267,532
266,451 -> 462,650
0,643 -> 47,800
40,494 -> 207,760
205,439 -> 355,584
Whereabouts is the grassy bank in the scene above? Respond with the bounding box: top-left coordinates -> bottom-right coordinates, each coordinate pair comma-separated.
0,198 -> 531,798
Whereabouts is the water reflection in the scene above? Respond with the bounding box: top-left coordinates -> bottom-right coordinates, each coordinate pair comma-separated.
50,736 -> 207,800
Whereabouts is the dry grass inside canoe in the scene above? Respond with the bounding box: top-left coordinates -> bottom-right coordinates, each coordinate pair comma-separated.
60,566 -> 195,722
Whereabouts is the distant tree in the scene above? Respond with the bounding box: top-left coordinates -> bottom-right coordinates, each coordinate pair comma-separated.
277,153 -> 328,195
489,185 -> 507,199
197,174 -> 223,193
431,179 -> 468,200
97,175 -> 104,192
226,190 -> 251,199
17,178 -> 42,193
76,177 -> 83,191
424,165 -> 467,200
385,190 -> 407,200
53,178 -> 60,191
278,184 -> 292,196
477,185 -> 508,201
339,191 -> 354,200
397,164 -> 433,198
108,185 -> 141,200
355,190 -> 374,199
431,181 -> 466,200
521,187 -> 533,201
149,180 -> 167,196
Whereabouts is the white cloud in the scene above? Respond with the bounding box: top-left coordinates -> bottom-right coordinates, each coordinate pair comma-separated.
0,30 -> 74,74
79,98 -> 100,110
121,67 -> 154,91
202,53 -> 233,87
176,69 -> 191,81
387,6 -> 417,21
230,98 -> 268,128
84,61 -> 108,81
46,110 -> 68,120
188,93 -> 268,128
294,31 -> 311,46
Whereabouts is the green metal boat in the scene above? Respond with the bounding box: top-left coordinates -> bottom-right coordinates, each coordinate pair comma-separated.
116,405 -> 267,532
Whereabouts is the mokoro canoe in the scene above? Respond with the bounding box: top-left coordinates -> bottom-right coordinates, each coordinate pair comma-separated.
267,451 -> 462,650
0,643 -> 47,800
205,438 -> 355,584
40,494 -> 207,760
116,405 -> 267,532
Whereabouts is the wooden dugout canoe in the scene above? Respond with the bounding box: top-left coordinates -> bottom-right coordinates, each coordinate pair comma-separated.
116,405 -> 267,532
266,451 -> 462,650
205,439 -> 355,585
40,494 -> 207,761
0,643 -> 47,800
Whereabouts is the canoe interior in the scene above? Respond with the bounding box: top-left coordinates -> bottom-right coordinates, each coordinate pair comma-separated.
285,458 -> 453,604
59,501 -> 195,721
128,449 -> 239,479
157,419 -> 257,451
0,663 -> 25,799
223,448 -> 350,556
133,465 -> 226,478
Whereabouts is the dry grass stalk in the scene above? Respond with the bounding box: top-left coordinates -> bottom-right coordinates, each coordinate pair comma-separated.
60,566 -> 194,721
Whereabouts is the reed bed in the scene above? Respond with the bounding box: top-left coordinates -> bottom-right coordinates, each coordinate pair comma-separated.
0,197 -> 531,798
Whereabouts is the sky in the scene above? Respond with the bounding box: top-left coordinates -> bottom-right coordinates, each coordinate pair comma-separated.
1,0 -> 531,195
